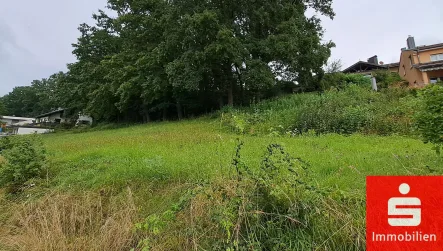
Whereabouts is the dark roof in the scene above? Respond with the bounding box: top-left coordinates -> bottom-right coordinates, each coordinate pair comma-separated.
417,43 -> 443,51
342,61 -> 387,73
386,62 -> 400,68
36,109 -> 64,118
414,60 -> 443,71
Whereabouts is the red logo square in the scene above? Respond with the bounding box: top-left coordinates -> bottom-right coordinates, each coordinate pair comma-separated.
367,176 -> 443,251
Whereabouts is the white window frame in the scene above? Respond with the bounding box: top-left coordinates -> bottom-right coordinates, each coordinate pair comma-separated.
430,54 -> 443,62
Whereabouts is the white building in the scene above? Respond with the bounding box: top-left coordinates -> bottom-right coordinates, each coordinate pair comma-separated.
11,127 -> 53,135
36,109 -> 93,125
0,116 -> 35,126
36,109 -> 66,124
76,113 -> 93,126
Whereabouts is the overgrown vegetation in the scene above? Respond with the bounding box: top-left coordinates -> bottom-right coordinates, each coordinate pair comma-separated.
0,135 -> 47,192
1,190 -> 137,251
221,84 -> 417,136
373,70 -> 408,89
1,82 -> 442,250
1,114 -> 440,250
131,142 -> 365,250
1,0 -> 335,122
320,72 -> 371,90
415,83 -> 443,154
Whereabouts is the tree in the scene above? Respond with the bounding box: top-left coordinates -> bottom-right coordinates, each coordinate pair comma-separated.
0,98 -> 6,115
1,86 -> 41,117
325,59 -> 343,73
1,0 -> 336,122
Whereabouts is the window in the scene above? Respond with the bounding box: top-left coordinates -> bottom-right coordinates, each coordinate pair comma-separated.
430,77 -> 443,84
430,54 -> 443,62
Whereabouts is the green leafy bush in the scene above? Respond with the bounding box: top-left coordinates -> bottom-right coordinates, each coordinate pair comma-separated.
215,142 -> 364,250
415,84 -> 443,154
221,85 -> 416,136
373,70 -> 408,89
320,73 -> 371,90
0,135 -> 47,190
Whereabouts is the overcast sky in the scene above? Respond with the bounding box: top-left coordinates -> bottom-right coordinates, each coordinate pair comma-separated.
1,0 -> 442,96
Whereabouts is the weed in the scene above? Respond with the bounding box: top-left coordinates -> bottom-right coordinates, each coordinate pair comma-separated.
1,188 -> 137,251
0,135 -> 47,192
415,84 -> 443,154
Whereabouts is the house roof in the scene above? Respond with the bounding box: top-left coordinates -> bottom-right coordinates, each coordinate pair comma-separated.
342,61 -> 394,73
416,43 -> 443,51
414,60 -> 443,72
36,109 -> 65,118
386,62 -> 400,68
0,116 -> 35,121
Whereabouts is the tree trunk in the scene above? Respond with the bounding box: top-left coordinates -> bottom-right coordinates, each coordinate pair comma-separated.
144,112 -> 151,123
218,95 -> 224,109
176,102 -> 183,120
162,107 -> 168,121
227,83 -> 234,106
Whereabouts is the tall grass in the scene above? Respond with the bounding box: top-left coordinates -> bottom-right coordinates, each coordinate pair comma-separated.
1,189 -> 137,251
221,85 -> 418,136
0,100 -> 441,250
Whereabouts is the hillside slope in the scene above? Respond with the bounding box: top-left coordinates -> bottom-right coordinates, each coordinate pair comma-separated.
1,96 -> 441,250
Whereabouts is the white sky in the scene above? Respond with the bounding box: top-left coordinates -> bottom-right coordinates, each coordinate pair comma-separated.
1,0 -> 442,95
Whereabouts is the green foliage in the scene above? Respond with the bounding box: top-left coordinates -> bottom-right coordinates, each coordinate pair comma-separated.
4,114 -> 439,249
0,135 -> 47,190
373,70 -> 407,89
415,84 -> 443,154
0,98 -> 6,115
221,85 -> 416,136
0,73 -> 66,117
320,73 -> 371,90
134,189 -> 196,251
210,142 -> 364,250
1,0 -> 336,122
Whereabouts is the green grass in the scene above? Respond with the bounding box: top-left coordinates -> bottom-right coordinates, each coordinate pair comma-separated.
1,115 -> 441,250
43,118 -> 441,193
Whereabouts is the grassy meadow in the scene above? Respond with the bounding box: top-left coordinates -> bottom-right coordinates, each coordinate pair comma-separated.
1,86 -> 442,250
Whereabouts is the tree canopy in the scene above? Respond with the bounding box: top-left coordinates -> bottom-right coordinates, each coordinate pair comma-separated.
1,0 -> 334,122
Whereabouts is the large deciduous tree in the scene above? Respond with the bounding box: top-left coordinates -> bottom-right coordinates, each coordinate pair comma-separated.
1,0 -> 335,122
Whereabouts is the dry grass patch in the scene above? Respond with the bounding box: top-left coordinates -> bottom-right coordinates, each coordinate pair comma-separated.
1,188 -> 137,251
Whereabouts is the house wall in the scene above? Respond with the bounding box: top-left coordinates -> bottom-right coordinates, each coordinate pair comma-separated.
38,112 -> 66,123
78,115 -> 93,124
426,69 -> 443,81
399,50 -> 425,87
16,127 -> 53,135
0,118 -> 13,125
416,48 -> 443,64
0,118 -> 33,126
49,113 -> 65,123
388,67 -> 399,73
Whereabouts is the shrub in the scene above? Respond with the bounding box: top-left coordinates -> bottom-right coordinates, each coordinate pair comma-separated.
221,84 -> 416,136
320,73 -> 371,91
415,84 -> 443,154
132,143 -> 365,250
373,70 -> 408,89
0,135 -> 47,190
